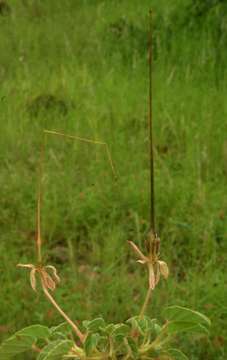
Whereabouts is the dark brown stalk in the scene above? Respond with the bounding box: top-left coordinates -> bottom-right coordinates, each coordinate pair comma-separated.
148,9 -> 155,236
145,9 -> 158,258
140,10 -> 156,317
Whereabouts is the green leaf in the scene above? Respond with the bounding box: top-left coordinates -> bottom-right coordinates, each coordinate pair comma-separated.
154,323 -> 162,335
163,306 -> 211,328
112,324 -> 130,337
83,317 -> 106,332
126,317 -> 138,330
138,317 -> 157,333
37,340 -> 74,360
100,323 -> 115,335
16,325 -> 50,339
50,323 -> 70,340
127,337 -> 138,359
0,325 -> 51,359
165,348 -> 189,359
84,333 -> 100,355
50,323 -> 68,334
0,336 -> 34,359
127,316 -> 157,336
96,335 -> 109,352
166,321 -> 209,335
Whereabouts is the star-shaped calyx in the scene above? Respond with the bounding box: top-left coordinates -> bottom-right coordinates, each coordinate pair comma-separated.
17,263 -> 60,292
128,231 -> 169,290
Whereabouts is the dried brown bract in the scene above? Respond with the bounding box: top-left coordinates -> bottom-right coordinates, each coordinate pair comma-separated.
17,263 -> 60,292
128,240 -> 169,290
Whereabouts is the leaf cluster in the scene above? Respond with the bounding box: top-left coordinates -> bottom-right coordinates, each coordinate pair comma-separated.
0,306 -> 210,360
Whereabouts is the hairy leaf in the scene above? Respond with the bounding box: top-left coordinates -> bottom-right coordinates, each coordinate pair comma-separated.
127,316 -> 157,336
127,337 -> 138,359
0,325 -> 50,359
100,323 -> 115,335
83,317 -> 106,332
166,321 -> 209,335
84,333 -> 100,355
165,348 -> 189,359
163,306 -> 211,328
37,340 -> 74,360
50,323 -> 70,340
16,325 -> 50,338
112,324 -> 130,337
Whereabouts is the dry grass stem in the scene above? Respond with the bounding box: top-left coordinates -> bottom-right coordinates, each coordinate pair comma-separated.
43,129 -> 117,179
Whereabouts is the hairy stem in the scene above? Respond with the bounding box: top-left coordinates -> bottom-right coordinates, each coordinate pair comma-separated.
140,324 -> 170,354
41,280 -> 85,343
140,287 -> 152,318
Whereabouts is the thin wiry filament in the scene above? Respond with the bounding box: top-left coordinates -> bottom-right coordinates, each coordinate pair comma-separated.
35,129 -> 117,262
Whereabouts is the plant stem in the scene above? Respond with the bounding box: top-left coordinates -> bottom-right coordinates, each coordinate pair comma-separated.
140,327 -> 170,355
139,287 -> 152,318
148,9 -> 155,235
36,186 -> 42,263
36,133 -> 46,263
41,280 -> 85,343
139,10 -> 155,319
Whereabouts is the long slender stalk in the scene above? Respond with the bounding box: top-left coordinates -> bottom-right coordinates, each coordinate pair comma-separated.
36,184 -> 42,263
140,10 -> 155,318
148,10 -> 155,236
41,280 -> 85,343
36,134 -> 46,263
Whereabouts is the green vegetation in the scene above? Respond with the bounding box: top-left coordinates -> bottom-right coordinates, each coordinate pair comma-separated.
0,308 -> 211,359
0,0 -> 226,359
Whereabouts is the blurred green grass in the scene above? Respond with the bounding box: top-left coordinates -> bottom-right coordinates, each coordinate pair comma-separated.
0,0 -> 226,359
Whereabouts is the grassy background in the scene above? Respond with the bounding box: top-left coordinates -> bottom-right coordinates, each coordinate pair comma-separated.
0,0 -> 226,358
